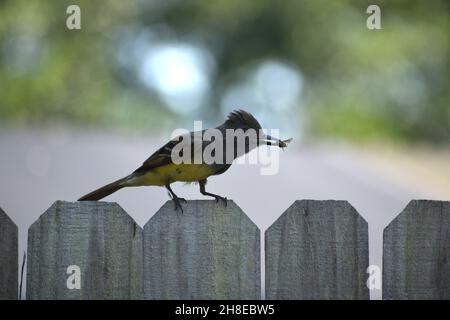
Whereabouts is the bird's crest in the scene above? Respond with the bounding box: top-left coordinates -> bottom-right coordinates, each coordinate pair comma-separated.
223,109 -> 262,130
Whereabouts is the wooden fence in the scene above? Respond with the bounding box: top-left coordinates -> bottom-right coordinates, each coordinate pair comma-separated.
0,199 -> 449,299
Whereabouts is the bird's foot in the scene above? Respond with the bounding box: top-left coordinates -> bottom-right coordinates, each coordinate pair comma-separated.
213,195 -> 228,207
172,197 -> 185,214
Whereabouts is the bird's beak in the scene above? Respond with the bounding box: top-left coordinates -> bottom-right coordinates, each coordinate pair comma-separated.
261,134 -> 293,149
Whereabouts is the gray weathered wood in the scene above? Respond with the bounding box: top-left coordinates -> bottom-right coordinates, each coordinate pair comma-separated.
265,200 -> 369,299
144,200 -> 260,299
0,207 -> 18,300
27,201 -> 143,299
383,200 -> 450,299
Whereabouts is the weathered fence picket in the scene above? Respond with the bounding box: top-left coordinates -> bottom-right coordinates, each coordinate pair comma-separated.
0,207 -> 18,300
143,200 -> 261,299
383,200 -> 450,299
26,201 -> 143,299
265,200 -> 369,299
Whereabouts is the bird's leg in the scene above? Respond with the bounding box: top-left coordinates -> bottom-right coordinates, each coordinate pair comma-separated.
165,184 -> 186,213
199,179 -> 227,206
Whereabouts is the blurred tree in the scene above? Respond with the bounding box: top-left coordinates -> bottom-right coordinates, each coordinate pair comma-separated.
0,0 -> 449,143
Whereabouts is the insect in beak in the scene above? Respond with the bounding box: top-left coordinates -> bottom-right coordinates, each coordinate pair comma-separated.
262,135 -> 293,150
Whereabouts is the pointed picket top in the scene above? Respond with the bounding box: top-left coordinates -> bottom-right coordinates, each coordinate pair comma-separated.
383,200 -> 450,299
265,200 -> 369,299
27,200 -> 143,299
0,207 -> 17,230
0,207 -> 18,300
143,200 -> 261,299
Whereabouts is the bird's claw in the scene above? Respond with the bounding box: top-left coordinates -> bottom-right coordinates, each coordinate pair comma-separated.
214,196 -> 227,207
173,198 -> 184,214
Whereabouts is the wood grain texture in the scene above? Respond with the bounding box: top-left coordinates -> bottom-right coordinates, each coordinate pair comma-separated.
143,200 -> 260,299
265,200 -> 369,299
27,201 -> 143,299
383,200 -> 450,299
0,207 -> 18,300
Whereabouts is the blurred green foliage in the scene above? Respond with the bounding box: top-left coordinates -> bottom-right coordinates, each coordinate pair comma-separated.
0,0 -> 449,143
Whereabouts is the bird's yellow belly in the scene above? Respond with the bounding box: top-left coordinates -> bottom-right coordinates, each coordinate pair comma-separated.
129,163 -> 215,186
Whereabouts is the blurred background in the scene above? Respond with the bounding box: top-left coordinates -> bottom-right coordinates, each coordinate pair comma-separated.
0,0 -> 449,299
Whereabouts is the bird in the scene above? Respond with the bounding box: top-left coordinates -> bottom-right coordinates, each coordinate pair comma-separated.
78,109 -> 292,212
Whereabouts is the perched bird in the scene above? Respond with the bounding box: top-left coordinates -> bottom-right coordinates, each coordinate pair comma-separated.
78,109 -> 291,212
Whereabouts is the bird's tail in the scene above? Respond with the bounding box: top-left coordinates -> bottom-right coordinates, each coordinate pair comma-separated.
78,176 -> 129,201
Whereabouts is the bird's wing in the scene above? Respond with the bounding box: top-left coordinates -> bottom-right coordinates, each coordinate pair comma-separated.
132,131 -> 206,175
132,137 -> 181,174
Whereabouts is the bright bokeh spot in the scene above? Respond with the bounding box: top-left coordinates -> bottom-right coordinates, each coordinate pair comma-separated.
140,44 -> 213,114
221,60 -> 303,137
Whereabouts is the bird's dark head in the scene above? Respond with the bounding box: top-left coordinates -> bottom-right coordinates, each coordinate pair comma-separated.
221,109 -> 292,148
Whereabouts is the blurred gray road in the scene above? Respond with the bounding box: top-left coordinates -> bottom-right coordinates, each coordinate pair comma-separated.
0,128 -> 446,299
